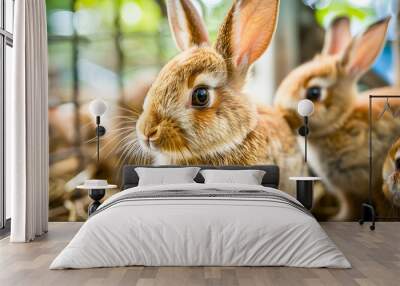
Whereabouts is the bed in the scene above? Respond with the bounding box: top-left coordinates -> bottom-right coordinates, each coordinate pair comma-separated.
50,165 -> 350,269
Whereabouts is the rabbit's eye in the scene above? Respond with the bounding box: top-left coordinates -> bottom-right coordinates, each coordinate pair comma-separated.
192,87 -> 210,108
396,158 -> 400,170
306,86 -> 322,101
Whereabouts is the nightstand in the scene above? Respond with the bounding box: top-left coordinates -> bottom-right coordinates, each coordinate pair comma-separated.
289,177 -> 321,210
77,182 -> 117,216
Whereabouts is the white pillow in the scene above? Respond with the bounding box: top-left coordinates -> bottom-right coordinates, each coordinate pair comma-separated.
200,169 -> 266,185
135,167 -> 200,186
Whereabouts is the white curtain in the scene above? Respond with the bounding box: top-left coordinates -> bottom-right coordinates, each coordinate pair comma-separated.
7,0 -> 49,242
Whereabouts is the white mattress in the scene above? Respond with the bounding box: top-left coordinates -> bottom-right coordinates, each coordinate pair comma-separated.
50,183 -> 350,269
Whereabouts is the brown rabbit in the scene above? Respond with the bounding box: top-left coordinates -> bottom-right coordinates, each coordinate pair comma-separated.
274,16 -> 400,220
381,138 -> 400,217
134,0 -> 305,195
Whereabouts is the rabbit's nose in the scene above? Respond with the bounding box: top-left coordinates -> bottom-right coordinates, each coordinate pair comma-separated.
144,127 -> 159,142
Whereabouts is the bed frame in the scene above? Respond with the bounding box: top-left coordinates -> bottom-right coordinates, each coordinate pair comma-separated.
121,165 -> 280,190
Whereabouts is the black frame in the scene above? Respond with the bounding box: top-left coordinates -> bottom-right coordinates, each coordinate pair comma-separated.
360,95 -> 400,230
0,0 -> 14,231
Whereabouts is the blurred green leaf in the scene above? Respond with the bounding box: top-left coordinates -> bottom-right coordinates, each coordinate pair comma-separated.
120,0 -> 162,33
314,0 -> 379,28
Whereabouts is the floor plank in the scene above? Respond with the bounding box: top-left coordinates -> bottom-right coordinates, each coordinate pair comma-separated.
0,222 -> 399,286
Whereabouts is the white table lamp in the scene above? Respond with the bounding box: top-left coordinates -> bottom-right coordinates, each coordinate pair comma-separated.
297,99 -> 314,163
89,99 -> 107,162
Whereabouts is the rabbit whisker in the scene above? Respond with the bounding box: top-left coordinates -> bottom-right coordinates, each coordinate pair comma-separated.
116,140 -> 136,170
83,137 -> 99,144
114,105 -> 142,116
100,132 -> 136,160
112,115 -> 138,121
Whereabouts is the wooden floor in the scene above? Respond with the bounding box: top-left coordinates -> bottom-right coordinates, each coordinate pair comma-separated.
0,222 -> 399,286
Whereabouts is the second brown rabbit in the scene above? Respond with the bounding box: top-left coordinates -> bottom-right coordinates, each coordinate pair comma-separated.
274,16 -> 400,220
380,138 -> 400,218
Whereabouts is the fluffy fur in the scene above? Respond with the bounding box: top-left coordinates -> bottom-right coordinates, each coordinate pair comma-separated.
274,16 -> 400,219
381,138 -> 400,217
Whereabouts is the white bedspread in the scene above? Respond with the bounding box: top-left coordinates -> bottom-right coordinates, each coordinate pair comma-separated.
50,183 -> 350,269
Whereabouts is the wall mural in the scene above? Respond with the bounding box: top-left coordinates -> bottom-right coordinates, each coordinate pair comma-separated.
47,0 -> 400,222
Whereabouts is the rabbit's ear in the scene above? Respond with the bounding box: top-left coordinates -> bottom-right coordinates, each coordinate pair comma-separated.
322,16 -> 352,56
166,0 -> 209,51
341,17 -> 390,78
215,0 -> 279,74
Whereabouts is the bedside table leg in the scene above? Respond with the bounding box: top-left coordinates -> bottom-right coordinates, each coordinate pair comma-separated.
88,189 -> 105,216
296,181 -> 313,210
88,201 -> 101,216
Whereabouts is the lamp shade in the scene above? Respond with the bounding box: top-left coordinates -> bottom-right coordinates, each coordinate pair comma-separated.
297,99 -> 314,117
89,99 -> 107,117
